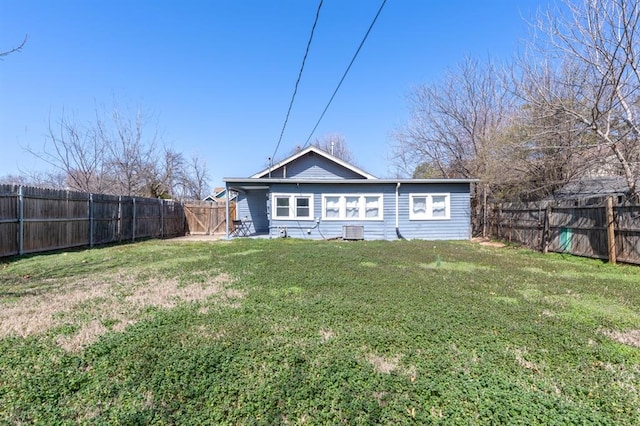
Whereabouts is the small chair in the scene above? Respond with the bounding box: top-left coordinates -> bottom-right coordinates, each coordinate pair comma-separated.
232,219 -> 249,237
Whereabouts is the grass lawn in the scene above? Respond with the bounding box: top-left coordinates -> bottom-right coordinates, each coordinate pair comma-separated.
1,238 -> 640,424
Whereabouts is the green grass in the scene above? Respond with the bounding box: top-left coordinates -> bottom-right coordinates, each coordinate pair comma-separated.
1,239 -> 640,424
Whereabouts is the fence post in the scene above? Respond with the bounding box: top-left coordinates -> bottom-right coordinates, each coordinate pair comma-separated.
132,197 -> 136,242
542,204 -> 551,254
18,185 -> 24,255
118,196 -> 122,242
482,184 -> 488,238
160,199 -> 164,238
606,196 -> 617,264
89,193 -> 94,248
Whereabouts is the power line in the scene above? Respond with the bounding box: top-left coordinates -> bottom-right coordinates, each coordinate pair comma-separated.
302,0 -> 387,149
271,0 -> 324,162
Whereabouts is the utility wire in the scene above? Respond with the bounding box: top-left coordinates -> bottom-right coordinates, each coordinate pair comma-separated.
302,0 -> 387,149
271,0 -> 324,162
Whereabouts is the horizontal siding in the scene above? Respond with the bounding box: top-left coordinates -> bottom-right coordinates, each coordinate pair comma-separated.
236,189 -> 269,234
269,154 -> 366,180
397,184 -> 471,240
261,182 -> 471,240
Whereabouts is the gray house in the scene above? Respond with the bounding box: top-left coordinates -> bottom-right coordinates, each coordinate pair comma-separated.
223,146 -> 475,240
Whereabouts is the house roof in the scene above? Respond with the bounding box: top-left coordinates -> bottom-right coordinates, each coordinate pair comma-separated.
250,146 -> 377,180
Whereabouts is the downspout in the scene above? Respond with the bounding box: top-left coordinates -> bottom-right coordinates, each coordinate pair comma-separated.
395,182 -> 405,240
225,184 -> 230,239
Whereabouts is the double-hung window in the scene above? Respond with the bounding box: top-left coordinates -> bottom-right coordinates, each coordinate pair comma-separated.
272,194 -> 313,220
410,194 -> 450,220
322,194 -> 383,220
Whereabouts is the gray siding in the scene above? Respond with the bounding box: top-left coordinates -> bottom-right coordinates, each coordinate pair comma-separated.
396,183 -> 471,240
236,189 -> 269,234
268,153 -> 367,180
258,182 -> 471,240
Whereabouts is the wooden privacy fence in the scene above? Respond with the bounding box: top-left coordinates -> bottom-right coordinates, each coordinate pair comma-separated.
183,201 -> 235,235
0,184 -> 186,258
488,197 -> 640,265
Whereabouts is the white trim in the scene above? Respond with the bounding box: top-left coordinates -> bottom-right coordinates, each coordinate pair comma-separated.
321,193 -> 384,221
272,193 -> 314,221
409,193 -> 451,220
251,146 -> 377,179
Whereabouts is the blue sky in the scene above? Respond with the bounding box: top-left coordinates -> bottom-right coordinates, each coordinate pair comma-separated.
1,0 -> 545,190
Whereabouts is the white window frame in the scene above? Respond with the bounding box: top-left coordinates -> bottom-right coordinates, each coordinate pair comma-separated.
409,193 -> 451,220
272,193 -> 314,220
321,194 -> 384,221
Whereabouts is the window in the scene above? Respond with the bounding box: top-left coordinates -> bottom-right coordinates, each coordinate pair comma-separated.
322,194 -> 383,220
325,196 -> 340,218
275,197 -> 290,218
431,195 -> 447,218
365,196 -> 380,218
410,194 -> 450,220
272,194 -> 313,220
345,196 -> 360,218
295,197 -> 310,218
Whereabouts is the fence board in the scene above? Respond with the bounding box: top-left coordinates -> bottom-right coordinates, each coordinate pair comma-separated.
0,185 -> 190,258
488,198 -> 640,265
184,202 -> 235,235
616,204 -> 640,264
21,187 -> 89,254
0,185 -> 19,256
163,201 -> 186,237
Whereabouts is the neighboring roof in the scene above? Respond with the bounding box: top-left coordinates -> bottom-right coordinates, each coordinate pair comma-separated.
553,176 -> 638,199
250,146 -> 377,180
203,187 -> 237,202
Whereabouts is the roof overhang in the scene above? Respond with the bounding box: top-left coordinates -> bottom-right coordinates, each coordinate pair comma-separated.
226,184 -> 270,193
225,178 -> 479,186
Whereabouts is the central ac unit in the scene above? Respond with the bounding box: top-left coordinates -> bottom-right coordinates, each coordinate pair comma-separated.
342,225 -> 364,240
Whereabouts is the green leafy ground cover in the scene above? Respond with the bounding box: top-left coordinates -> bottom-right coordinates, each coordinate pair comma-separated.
1,239 -> 639,424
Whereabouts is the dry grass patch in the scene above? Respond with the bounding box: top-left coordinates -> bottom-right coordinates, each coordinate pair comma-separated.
56,319 -> 110,352
0,271 -> 240,351
511,347 -> 541,373
366,352 -> 401,374
472,237 -> 506,248
365,350 -> 417,381
602,329 -> 640,348
319,328 -> 335,343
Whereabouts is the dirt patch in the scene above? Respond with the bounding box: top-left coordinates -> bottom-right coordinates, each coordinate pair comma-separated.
367,353 -> 401,374
472,237 -> 506,248
0,271 -> 240,351
602,329 -> 640,348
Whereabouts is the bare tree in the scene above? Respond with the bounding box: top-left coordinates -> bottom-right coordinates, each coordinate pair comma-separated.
23,102 -> 211,198
392,57 -> 517,235
393,58 -> 515,180
179,155 -> 211,200
0,35 -> 27,59
312,133 -> 354,163
144,148 -> 185,199
518,0 -> 640,199
271,134 -> 355,167
97,105 -> 159,196
27,110 -> 107,193
0,170 -> 66,188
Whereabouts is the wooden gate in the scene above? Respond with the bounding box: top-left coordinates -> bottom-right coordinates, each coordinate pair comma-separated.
183,201 -> 235,235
